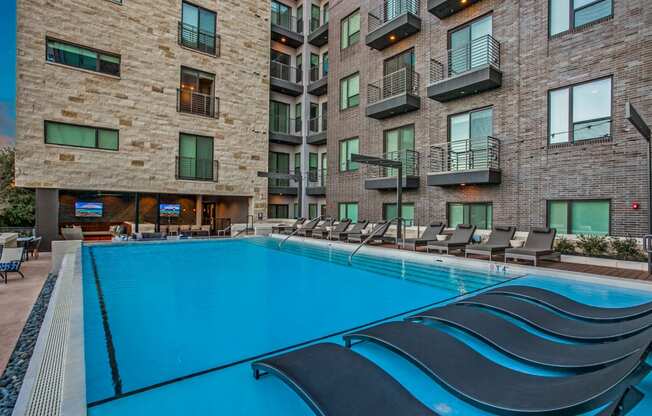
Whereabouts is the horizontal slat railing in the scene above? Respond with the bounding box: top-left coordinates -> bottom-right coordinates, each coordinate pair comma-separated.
368,0 -> 420,33
429,136 -> 501,172
430,35 -> 501,83
368,68 -> 420,104
177,88 -> 219,118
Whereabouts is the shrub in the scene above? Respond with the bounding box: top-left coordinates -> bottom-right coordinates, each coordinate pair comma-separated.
610,237 -> 647,262
555,237 -> 576,255
576,234 -> 608,257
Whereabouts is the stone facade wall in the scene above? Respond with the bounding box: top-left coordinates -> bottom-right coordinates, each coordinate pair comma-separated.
326,0 -> 652,236
15,0 -> 271,217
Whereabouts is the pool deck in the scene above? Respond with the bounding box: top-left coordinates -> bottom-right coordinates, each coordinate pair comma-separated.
0,253 -> 51,373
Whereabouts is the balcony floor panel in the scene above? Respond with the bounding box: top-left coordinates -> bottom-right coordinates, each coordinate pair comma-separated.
427,168 -> 501,187
427,65 -> 502,102
271,25 -> 304,48
366,94 -> 421,120
428,0 -> 484,19
271,78 -> 304,96
366,13 -> 421,51
365,176 -> 420,190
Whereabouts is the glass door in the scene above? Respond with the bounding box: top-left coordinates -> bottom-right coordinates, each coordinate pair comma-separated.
448,108 -> 492,171
271,1 -> 291,29
384,125 -> 414,177
383,49 -> 415,98
269,152 -> 290,187
449,15 -> 492,75
270,101 -> 290,133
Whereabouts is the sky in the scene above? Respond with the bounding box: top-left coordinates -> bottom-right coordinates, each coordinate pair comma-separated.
0,0 -> 16,146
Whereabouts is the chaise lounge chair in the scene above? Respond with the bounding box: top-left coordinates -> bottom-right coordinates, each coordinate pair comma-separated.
313,219 -> 351,239
290,217 -> 320,237
398,222 -> 445,251
464,225 -> 516,260
410,303 -> 652,369
425,224 -> 476,255
504,227 -> 558,266
298,218 -> 333,238
0,248 -> 25,284
347,221 -> 391,244
273,218 -> 305,234
335,220 -> 369,241
459,294 -> 652,342
343,321 -> 649,416
484,285 -> 652,322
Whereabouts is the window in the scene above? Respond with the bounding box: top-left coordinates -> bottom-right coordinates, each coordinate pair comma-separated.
323,2 -> 329,24
311,4 -> 321,31
46,39 -> 120,76
294,152 -> 301,174
297,5 -> 304,33
270,50 -> 291,81
548,77 -> 612,144
270,101 -> 290,133
269,152 -> 290,187
269,204 -> 290,219
310,53 -> 320,81
383,49 -> 415,99
339,137 -> 359,172
309,152 -> 318,181
321,204 -> 327,216
383,203 -> 415,226
449,107 -> 493,170
448,202 -> 493,229
321,152 -> 328,177
549,0 -> 613,36
384,124 -> 415,176
271,1 -> 292,29
179,67 -> 216,117
548,200 -> 610,235
338,202 -> 359,223
449,14 -> 493,75
180,2 -> 217,55
341,10 -> 360,49
45,121 -> 118,151
179,133 -> 214,180
293,203 -> 299,219
340,73 -> 359,110
297,53 -> 303,83
322,52 -> 329,76
309,203 -> 318,219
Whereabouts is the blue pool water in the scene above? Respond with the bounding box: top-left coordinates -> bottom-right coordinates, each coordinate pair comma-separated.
83,237 -> 652,415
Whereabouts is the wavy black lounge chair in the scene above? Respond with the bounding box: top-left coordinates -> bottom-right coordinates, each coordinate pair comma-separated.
425,224 -> 476,254
504,227 -> 558,266
286,217 -> 320,236
410,304 -> 652,369
298,218 -> 333,238
251,342 -> 438,416
485,285 -> 652,322
347,221 -> 391,244
398,222 -> 445,251
344,321 -> 650,416
336,220 -> 369,241
460,294 -> 652,341
274,218 -> 306,234
313,219 -> 351,239
464,225 -> 516,260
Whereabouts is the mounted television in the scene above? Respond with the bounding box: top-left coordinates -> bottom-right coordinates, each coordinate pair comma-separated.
75,202 -> 103,218
160,204 -> 181,217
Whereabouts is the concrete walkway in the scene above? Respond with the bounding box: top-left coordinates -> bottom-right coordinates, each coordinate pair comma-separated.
0,253 -> 51,373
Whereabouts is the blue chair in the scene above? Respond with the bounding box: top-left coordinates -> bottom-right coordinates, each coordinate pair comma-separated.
0,248 -> 25,284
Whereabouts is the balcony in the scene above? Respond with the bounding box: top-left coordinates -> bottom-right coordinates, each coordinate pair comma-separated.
307,115 -> 327,145
177,88 -> 219,118
367,68 -> 421,119
427,35 -> 502,102
269,115 -> 303,145
178,22 -> 220,56
307,66 -> 328,96
270,61 -> 304,96
427,136 -> 501,187
428,0 -> 483,19
271,12 -> 304,48
176,157 -> 219,182
308,17 -> 328,47
366,0 -> 421,51
364,149 -> 420,190
306,169 -> 327,196
268,171 -> 299,196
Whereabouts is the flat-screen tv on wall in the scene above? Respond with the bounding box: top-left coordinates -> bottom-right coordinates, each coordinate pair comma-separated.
75,202 -> 103,218
160,204 -> 181,217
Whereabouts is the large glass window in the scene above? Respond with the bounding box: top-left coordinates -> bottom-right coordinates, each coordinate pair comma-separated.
269,204 -> 290,219
179,67 -> 215,116
548,200 -> 610,235
383,203 -> 415,226
180,2 -> 217,54
269,152 -> 290,187
341,10 -> 360,49
338,202 -> 359,223
448,202 -> 493,230
448,107 -> 493,170
309,203 -> 318,219
271,1 -> 292,29
323,2 -> 329,24
311,4 -> 321,31
179,133 -> 214,180
45,121 -> 118,151
46,39 -> 120,76
549,77 -> 612,144
270,101 -> 290,133
449,14 -> 493,75
339,137 -> 359,172
549,0 -> 613,36
340,73 -> 360,110
384,124 -> 415,176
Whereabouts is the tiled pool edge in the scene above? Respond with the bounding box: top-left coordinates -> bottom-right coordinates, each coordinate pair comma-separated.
12,242 -> 85,416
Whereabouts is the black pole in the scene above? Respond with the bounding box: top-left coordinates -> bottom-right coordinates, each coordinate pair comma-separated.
134,192 -> 140,233
397,165 -> 402,240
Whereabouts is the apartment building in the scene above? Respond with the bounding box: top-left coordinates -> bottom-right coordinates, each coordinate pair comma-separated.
324,0 -> 651,237
15,0 -> 271,249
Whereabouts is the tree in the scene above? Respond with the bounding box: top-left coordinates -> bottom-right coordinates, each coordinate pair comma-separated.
0,147 -> 35,227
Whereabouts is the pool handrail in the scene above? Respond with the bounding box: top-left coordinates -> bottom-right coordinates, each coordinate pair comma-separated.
348,217 -> 404,265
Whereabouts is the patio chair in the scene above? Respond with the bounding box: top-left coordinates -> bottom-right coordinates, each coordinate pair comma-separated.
61,226 -> 84,240
298,218 -> 333,238
347,221 -> 391,244
28,237 -> 42,260
464,225 -> 517,261
504,227 -> 558,266
277,218 -> 306,235
425,224 -> 476,254
335,220 -> 369,241
313,219 -> 351,239
168,225 -> 179,235
0,248 -> 25,284
398,222 -> 446,251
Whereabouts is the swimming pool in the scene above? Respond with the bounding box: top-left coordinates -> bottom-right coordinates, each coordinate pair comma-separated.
82,237 -> 652,415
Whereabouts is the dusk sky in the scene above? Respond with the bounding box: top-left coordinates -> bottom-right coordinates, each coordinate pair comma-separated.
0,0 -> 16,146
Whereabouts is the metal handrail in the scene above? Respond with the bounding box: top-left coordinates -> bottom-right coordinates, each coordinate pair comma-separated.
217,225 -> 231,236
368,68 -> 420,104
348,217 -> 403,264
366,149 -> 420,178
430,35 -> 501,83
269,114 -> 302,135
368,0 -> 420,33
175,157 -> 219,182
270,61 -> 303,83
429,136 -> 501,172
271,11 -> 302,33
279,216 -> 327,248
177,22 -> 220,56
177,88 -> 220,118
308,115 -> 327,134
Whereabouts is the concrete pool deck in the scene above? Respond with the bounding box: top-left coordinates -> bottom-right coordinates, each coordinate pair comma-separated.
0,253 -> 51,373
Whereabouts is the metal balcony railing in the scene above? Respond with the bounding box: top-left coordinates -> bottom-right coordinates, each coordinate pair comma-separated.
177,88 -> 219,118
366,149 -> 420,178
307,168 -> 328,187
430,35 -> 501,83
309,17 -> 323,32
309,66 -> 328,82
309,115 -> 328,134
368,0 -> 420,32
271,61 -> 303,84
269,114 -> 302,135
176,157 -> 219,182
269,169 -> 300,188
178,22 -> 220,56
271,11 -> 302,33
429,136 -> 501,172
368,68 -> 420,104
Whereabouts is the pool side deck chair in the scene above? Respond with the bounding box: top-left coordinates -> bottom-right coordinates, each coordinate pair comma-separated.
298,218 -> 334,238
504,227 -> 558,266
426,224 -> 476,255
0,247 -> 25,284
465,225 -> 517,261
336,220 -> 369,241
313,219 -> 351,239
273,218 -> 305,234
347,221 -> 391,244
399,222 -> 445,251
